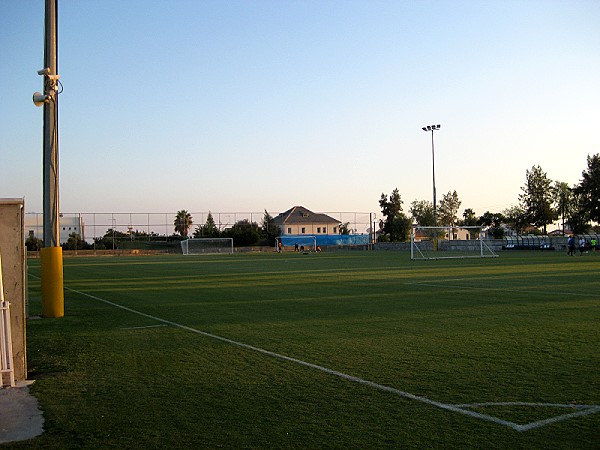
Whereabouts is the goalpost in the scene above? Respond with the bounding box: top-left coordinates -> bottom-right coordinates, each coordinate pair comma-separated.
181,238 -> 234,255
411,225 -> 498,260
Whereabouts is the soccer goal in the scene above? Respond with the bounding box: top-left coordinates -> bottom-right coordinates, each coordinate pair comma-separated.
181,238 -> 234,255
411,225 -> 498,260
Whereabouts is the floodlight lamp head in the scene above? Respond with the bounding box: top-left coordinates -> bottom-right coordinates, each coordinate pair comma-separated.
37,68 -> 51,76
33,92 -> 49,107
422,127 -> 427,131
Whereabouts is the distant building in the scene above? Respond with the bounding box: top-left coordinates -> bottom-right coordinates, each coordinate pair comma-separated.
272,206 -> 339,235
25,214 -> 85,244
451,227 -> 472,240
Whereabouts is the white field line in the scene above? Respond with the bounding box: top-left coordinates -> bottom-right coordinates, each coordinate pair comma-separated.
406,281 -> 595,298
121,324 -> 169,330
513,407 -> 600,432
456,401 -> 595,409
62,284 -> 598,432
453,402 -> 600,432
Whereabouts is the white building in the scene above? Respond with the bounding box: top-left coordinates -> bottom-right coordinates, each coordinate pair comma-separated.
272,206 -> 340,235
25,214 -> 85,244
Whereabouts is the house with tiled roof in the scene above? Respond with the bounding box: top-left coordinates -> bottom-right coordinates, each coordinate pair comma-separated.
272,206 -> 340,236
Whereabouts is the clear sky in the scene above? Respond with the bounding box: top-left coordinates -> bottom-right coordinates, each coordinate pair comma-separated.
1,0 -> 599,218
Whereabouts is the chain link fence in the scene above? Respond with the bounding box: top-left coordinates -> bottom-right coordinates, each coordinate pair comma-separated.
25,211 -> 377,247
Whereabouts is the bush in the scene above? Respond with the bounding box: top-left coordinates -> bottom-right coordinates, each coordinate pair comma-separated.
223,220 -> 260,246
25,236 -> 43,251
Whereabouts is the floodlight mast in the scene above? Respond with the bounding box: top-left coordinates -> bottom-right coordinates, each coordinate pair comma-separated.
421,124 -> 441,249
43,0 -> 60,247
34,0 -> 64,318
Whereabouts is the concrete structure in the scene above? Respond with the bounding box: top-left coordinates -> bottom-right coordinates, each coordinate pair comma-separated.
0,199 -> 27,382
273,206 -> 340,235
25,214 -> 85,244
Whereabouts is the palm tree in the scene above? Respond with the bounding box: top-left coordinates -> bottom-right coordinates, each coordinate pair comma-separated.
174,210 -> 193,237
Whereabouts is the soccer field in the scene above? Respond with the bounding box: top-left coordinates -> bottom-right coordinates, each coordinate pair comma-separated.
21,251 -> 600,449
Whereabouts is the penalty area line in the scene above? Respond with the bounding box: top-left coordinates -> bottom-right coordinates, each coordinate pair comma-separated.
64,284 -> 575,432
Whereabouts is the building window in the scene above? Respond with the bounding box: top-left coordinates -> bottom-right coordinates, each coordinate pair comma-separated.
333,227 -> 337,234
301,227 -> 306,234
287,227 -> 292,234
317,227 -> 321,233
323,227 -> 327,233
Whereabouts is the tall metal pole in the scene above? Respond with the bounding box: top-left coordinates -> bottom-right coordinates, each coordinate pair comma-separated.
431,129 -> 437,229
36,0 -> 64,318
422,124 -> 441,251
43,0 -> 59,247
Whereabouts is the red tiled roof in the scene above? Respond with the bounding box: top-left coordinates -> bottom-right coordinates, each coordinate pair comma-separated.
273,206 -> 339,225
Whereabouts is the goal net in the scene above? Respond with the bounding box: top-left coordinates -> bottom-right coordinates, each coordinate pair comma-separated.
181,238 -> 234,255
411,226 -> 498,260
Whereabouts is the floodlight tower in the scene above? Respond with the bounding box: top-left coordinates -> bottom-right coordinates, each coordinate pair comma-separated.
422,124 -> 441,249
33,0 -> 64,318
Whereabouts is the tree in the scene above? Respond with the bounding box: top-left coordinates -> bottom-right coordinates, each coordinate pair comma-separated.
379,188 -> 411,241
261,210 -> 280,244
461,208 -> 478,227
94,228 -> 129,250
62,232 -> 90,250
437,190 -> 461,226
518,165 -> 556,234
502,205 -> 528,234
174,210 -> 193,237
552,181 -> 573,235
574,154 -> 600,223
478,211 -> 505,239
567,190 -> 591,234
388,214 -> 412,242
380,188 -> 403,220
193,211 -> 219,238
458,207 -> 480,238
339,222 -> 351,235
25,235 -> 43,251
409,200 -> 434,226
223,219 -> 260,246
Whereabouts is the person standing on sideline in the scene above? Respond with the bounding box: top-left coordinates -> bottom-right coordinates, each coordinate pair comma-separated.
591,237 -> 597,252
567,235 -> 575,256
579,236 -> 586,255
278,241 -> 283,253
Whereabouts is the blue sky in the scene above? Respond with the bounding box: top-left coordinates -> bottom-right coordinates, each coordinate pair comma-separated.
1,0 -> 599,219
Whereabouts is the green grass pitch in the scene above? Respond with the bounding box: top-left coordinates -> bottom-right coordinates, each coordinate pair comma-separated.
18,251 -> 600,449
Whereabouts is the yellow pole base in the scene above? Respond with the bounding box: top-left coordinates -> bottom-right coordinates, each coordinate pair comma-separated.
41,246 -> 64,318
